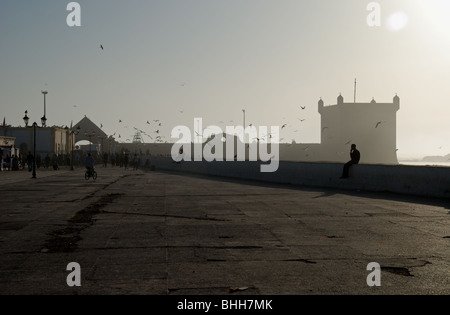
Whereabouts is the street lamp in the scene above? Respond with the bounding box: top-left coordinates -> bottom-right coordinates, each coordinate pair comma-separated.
23,110 -> 42,179
41,90 -> 48,127
242,109 -> 246,143
70,126 -> 81,170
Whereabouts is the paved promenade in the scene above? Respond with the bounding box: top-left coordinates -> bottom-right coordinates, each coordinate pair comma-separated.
0,166 -> 449,295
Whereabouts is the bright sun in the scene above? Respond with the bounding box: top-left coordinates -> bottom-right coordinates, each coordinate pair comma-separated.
386,11 -> 409,32
386,1 -> 450,33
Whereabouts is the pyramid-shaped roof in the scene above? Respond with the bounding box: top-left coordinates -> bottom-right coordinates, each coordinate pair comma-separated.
72,116 -> 108,143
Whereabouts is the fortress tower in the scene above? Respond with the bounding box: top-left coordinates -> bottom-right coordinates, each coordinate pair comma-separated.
317,94 -> 400,164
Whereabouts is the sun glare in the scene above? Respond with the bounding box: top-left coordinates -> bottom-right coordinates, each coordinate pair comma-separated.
418,0 -> 450,30
386,11 -> 408,32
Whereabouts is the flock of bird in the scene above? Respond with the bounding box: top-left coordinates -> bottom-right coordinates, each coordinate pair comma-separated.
91,44 -> 389,148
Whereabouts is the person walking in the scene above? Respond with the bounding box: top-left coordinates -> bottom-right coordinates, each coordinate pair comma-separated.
133,154 -> 139,170
123,153 -> 129,169
26,152 -> 34,172
103,152 -> 108,168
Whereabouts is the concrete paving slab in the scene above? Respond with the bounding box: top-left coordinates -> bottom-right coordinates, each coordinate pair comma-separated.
0,167 -> 449,295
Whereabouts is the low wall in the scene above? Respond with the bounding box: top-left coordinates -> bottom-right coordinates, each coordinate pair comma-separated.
148,157 -> 450,199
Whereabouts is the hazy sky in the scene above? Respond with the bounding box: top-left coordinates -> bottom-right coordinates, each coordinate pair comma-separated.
1,0 -> 449,159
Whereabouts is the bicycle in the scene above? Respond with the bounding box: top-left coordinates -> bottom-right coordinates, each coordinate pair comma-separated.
85,167 -> 97,180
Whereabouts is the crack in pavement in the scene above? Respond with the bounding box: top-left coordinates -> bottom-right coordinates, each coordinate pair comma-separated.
381,260 -> 432,277
42,193 -> 123,253
101,210 -> 228,221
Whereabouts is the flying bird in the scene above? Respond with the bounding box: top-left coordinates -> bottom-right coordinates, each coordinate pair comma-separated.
100,44 -> 104,50
119,120 -> 122,123
375,121 -> 382,128
345,140 -> 352,145
297,118 -> 305,122
282,124 -> 287,129
146,121 -> 150,124
301,106 -> 306,110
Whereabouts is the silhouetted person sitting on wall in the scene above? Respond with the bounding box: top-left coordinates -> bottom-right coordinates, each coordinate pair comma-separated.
340,144 -> 360,179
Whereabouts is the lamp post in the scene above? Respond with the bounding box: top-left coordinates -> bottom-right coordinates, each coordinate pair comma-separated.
70,126 -> 81,170
242,109 -> 246,143
23,110 -> 45,179
41,91 -> 48,127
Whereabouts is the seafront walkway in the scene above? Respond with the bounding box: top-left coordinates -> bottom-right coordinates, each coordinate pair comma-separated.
0,166 -> 449,294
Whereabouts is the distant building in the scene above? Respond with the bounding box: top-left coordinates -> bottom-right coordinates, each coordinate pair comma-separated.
0,136 -> 16,153
316,93 -> 400,164
277,94 -> 400,164
71,94 -> 400,165
0,126 -> 74,159
1,136 -> 17,169
72,116 -> 114,154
